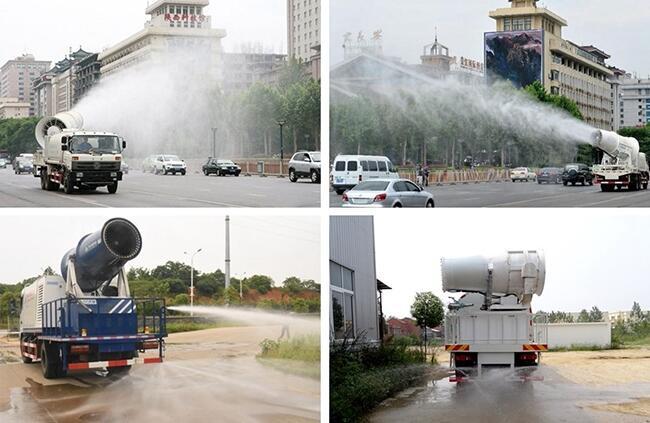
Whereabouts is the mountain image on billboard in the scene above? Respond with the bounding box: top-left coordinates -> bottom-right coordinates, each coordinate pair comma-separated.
485,30 -> 544,88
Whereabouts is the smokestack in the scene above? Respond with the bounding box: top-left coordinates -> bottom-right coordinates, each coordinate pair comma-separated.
225,215 -> 231,289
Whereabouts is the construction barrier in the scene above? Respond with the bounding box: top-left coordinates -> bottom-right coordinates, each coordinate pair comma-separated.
400,169 -> 513,186
162,158 -> 290,177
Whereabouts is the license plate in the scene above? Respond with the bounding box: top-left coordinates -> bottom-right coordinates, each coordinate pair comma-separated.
335,177 -> 344,183
80,299 -> 97,305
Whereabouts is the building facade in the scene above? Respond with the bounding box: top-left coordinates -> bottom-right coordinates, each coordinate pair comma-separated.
0,98 -> 31,118
287,0 -> 321,63
223,52 -> 287,92
0,54 -> 50,116
98,0 -> 225,79
330,216 -> 383,342
418,35 -> 484,80
488,0 -> 614,129
616,77 -> 650,128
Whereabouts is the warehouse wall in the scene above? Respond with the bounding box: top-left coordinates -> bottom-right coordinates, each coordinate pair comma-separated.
547,322 -> 611,349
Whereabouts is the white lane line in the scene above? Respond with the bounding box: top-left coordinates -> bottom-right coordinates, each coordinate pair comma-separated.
491,192 -> 585,207
53,194 -> 112,208
125,189 -> 248,207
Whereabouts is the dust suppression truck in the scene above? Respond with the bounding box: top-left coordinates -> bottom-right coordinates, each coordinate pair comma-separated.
19,218 -> 166,379
33,111 -> 125,194
591,129 -> 649,192
442,250 -> 548,383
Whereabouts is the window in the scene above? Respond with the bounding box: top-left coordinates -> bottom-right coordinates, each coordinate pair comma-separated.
331,261 -> 355,339
378,161 -> 387,172
347,161 -> 358,171
405,181 -> 421,192
368,161 -> 378,171
393,181 -> 407,192
334,161 -> 345,171
360,160 -> 368,170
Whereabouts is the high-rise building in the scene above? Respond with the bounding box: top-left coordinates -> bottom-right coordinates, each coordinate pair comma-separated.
99,0 -> 225,79
287,0 -> 321,63
487,0 -> 614,129
614,76 -> 650,128
223,52 -> 287,92
0,54 -> 50,116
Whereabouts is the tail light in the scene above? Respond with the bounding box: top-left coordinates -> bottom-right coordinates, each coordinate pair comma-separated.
516,352 -> 538,362
454,353 -> 473,363
342,193 -> 349,202
142,340 -> 159,350
358,175 -> 363,182
373,193 -> 387,202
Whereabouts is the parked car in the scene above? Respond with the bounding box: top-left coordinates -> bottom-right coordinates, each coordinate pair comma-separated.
342,179 -> 435,208
14,158 -> 33,175
202,158 -> 241,176
537,167 -> 563,184
331,155 -> 399,195
562,163 -> 593,186
144,154 -> 186,175
511,167 -> 536,182
288,151 -> 321,183
0,158 -> 6,169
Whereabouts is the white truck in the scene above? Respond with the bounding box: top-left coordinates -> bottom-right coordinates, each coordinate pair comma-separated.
591,129 -> 649,192
442,250 -> 548,383
33,111 -> 125,194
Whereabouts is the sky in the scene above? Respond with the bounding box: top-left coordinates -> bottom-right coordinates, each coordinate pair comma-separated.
0,211 -> 320,286
371,209 -> 650,317
331,0 -> 650,76
0,0 -> 286,67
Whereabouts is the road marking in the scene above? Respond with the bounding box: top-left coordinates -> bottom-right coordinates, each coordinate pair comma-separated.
491,192 -> 584,207
581,190 -> 650,206
125,189 -> 248,207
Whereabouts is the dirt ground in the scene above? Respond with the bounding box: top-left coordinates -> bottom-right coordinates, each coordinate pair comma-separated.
0,325 -> 320,422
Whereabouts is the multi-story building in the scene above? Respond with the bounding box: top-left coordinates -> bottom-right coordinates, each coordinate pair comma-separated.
0,54 -> 50,116
287,0 -> 321,63
222,52 -> 286,92
74,53 -> 102,103
488,0 -> 614,129
0,98 -> 31,118
98,0 -> 225,79
417,34 -> 484,80
616,77 -> 650,128
33,71 -> 55,117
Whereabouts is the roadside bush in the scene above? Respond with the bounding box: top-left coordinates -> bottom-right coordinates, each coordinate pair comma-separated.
258,334 -> 320,363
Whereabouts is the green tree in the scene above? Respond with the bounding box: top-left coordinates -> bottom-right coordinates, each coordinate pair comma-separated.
631,301 -> 645,321
577,309 -> 591,323
589,306 -> 604,322
282,276 -> 304,294
245,274 -> 274,294
411,292 -> 444,359
172,293 -> 190,306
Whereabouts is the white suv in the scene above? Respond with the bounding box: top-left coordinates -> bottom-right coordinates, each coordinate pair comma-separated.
288,151 -> 321,183
144,154 -> 187,176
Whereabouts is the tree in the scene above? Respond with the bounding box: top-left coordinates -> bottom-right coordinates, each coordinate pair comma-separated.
589,306 -> 604,322
631,301 -> 645,321
282,276 -> 304,294
577,309 -> 591,323
172,293 -> 190,306
245,275 -> 274,294
410,292 -> 444,359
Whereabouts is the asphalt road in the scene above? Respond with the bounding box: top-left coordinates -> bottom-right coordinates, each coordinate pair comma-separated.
330,180 -> 650,207
368,365 -> 650,423
0,168 -> 320,208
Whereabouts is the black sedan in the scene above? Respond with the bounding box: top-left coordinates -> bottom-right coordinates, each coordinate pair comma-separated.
202,159 -> 241,176
537,167 -> 563,184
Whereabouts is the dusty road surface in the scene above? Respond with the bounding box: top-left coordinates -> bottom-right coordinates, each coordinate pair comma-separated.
368,349 -> 650,423
0,326 -> 320,422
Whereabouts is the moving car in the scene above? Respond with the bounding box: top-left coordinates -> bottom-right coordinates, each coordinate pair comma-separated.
562,163 -> 593,186
202,158 -> 241,176
341,179 -> 435,208
537,167 -> 562,184
144,155 -> 186,175
511,167 -> 536,182
14,158 -> 33,175
288,151 -> 321,183
331,155 -> 399,195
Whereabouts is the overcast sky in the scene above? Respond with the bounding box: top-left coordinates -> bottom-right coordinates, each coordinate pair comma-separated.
331,0 -> 650,76
0,0 -> 286,67
0,212 -> 319,286
370,210 -> 650,317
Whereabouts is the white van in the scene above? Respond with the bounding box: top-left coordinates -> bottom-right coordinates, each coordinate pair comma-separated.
331,155 -> 399,195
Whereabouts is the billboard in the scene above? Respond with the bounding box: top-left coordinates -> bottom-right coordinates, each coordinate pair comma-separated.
485,30 -> 544,88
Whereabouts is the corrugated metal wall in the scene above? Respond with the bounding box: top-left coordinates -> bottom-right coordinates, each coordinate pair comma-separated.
330,216 -> 379,341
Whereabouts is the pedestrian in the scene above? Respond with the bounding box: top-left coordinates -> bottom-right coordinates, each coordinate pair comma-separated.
423,164 -> 430,187
279,323 -> 290,340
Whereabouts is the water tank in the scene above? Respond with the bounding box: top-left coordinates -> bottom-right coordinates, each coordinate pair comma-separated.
61,218 -> 142,293
591,129 -> 639,166
35,111 -> 84,148
441,250 -> 545,301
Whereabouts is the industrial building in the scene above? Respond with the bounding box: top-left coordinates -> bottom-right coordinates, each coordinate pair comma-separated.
330,216 -> 390,342
98,0 -> 226,79
487,0 -> 614,130
0,54 -> 50,116
287,0 -> 321,63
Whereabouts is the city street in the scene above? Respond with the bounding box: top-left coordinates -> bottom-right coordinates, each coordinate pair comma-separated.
0,168 -> 320,208
330,181 -> 650,207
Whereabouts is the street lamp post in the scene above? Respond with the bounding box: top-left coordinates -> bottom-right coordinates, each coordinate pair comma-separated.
211,127 -> 218,158
184,248 -> 203,316
240,272 -> 246,300
277,120 -> 286,176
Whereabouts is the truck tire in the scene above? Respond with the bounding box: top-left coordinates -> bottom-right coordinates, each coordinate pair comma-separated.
63,176 -> 75,194
644,182 -> 648,190
40,171 -> 47,190
46,177 -> 60,191
41,342 -> 65,379
107,182 -> 118,194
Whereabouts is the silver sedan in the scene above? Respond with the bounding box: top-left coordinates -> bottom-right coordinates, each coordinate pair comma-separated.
342,179 -> 435,208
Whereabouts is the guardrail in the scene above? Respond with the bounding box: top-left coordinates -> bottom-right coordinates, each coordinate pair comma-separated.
400,169 -> 513,185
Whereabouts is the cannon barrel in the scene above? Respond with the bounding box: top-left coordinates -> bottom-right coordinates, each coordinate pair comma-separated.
61,218 -> 142,293
441,250 -> 545,301
591,129 -> 639,164
35,111 -> 84,148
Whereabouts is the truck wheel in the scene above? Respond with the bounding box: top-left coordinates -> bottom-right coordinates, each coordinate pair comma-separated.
108,182 -> 118,194
63,176 -> 74,194
46,177 -> 60,191
563,181 -> 568,186
40,171 -> 47,190
644,182 -> 648,190
310,170 -> 320,183
41,343 -> 64,379
289,169 -> 297,182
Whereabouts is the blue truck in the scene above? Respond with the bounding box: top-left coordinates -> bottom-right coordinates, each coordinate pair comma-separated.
19,218 -> 167,379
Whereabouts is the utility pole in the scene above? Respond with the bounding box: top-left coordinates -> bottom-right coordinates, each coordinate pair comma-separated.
225,215 -> 231,291
211,127 -> 218,158
277,120 -> 286,176
184,249 -> 202,317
